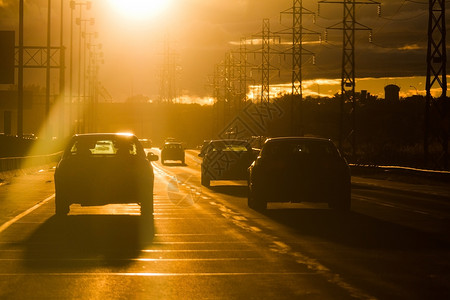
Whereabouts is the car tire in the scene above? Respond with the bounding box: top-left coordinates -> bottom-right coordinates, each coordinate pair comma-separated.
201,174 -> 210,187
140,195 -> 154,219
248,187 -> 267,211
55,194 -> 70,216
329,189 -> 351,211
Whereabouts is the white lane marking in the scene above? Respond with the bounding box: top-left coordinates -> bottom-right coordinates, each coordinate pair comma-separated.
210,201 -> 376,300
413,210 -> 433,216
0,194 -> 55,234
355,195 -> 444,219
150,242 -> 252,244
154,233 -> 219,236
0,272 -> 318,277
141,249 -> 257,253
0,258 -> 264,262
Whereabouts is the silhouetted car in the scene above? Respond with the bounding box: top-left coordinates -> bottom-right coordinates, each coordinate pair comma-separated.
247,137 -> 351,211
54,133 -> 159,217
198,140 -> 211,157
161,142 -> 185,164
139,138 -> 152,148
199,139 -> 257,187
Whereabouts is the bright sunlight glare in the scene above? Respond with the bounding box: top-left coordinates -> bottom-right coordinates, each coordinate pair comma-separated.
110,0 -> 171,20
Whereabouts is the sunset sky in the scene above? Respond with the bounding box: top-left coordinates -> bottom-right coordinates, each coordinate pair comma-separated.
0,0 -> 447,103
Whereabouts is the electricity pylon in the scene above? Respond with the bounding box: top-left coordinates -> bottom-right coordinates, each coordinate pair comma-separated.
425,0 -> 448,169
279,0 -> 319,135
319,0 -> 380,158
233,37 -> 252,111
159,37 -> 179,103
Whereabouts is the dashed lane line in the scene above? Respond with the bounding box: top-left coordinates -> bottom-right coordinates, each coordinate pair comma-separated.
0,272 -> 318,277
0,194 -> 55,234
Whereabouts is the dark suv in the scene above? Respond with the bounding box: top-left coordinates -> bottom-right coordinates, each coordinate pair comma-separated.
248,137 -> 351,211
161,142 -> 185,164
199,139 -> 256,187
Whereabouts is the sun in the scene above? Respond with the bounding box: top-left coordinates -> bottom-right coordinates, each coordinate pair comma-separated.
110,0 -> 171,20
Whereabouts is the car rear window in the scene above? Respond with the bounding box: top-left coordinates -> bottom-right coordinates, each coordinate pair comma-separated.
66,137 -> 141,157
164,144 -> 183,150
210,142 -> 249,152
262,140 -> 339,158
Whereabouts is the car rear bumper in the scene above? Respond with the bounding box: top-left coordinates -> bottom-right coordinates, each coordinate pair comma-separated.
250,175 -> 350,203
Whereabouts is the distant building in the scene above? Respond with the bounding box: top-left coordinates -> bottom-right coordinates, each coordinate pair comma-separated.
384,84 -> 400,102
360,90 -> 367,102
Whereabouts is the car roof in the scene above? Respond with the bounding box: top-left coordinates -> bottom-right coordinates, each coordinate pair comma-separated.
73,133 -> 136,138
265,136 -> 332,143
164,141 -> 182,145
209,139 -> 250,143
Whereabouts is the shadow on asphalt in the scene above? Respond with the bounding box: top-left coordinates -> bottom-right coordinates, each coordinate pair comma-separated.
263,208 -> 449,250
206,185 -> 449,251
161,162 -> 187,167
23,215 -> 154,270
209,185 -> 248,197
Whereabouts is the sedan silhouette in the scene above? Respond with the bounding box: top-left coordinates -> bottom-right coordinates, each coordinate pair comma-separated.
54,133 -> 158,217
248,137 -> 351,211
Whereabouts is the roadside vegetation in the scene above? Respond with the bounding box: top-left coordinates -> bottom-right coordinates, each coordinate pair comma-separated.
2,94 -> 441,170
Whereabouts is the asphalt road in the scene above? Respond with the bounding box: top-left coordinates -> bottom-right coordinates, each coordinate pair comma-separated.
0,149 -> 449,299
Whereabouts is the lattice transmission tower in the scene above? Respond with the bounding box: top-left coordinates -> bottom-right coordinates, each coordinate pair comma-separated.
319,0 -> 379,157
279,0 -> 318,135
425,0 -> 448,169
159,37 -> 179,103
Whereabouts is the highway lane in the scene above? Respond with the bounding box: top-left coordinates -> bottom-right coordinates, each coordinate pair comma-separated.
0,149 -> 449,299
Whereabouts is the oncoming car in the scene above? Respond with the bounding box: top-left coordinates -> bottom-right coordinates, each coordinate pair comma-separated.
54,133 -> 159,217
247,137 -> 351,211
199,139 -> 257,187
161,142 -> 185,164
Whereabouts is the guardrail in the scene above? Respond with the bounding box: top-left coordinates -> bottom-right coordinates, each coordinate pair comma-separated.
0,152 -> 62,173
350,164 -> 450,182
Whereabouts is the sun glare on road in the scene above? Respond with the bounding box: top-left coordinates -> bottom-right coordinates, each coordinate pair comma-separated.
110,0 -> 171,20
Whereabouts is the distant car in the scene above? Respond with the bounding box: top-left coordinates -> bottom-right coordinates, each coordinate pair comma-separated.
198,140 -> 210,157
199,139 -> 257,187
139,138 -> 152,149
54,133 -> 159,217
161,142 -> 185,164
247,137 -> 351,211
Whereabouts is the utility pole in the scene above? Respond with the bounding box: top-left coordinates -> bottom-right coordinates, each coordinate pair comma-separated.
260,19 -> 272,106
74,2 -> 93,133
319,0 -> 379,158
159,37 -> 179,103
18,0 -> 24,138
425,0 -> 448,169
69,1 -> 92,134
17,0 -> 65,139
87,42 -> 102,132
82,31 -> 98,131
59,0 -> 65,138
231,38 -> 253,112
45,0 -> 51,139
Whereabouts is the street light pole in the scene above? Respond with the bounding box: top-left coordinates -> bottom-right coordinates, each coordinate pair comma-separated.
18,0 -> 24,138
59,0 -> 65,138
71,1 -> 91,133
76,17 -> 95,133
45,0 -> 51,139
